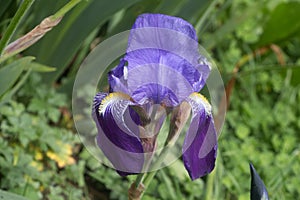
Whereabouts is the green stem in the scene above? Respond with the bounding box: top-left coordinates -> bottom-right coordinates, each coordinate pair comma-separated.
204,166 -> 216,200
0,0 -> 35,56
195,0 -> 220,34
134,173 -> 145,188
142,171 -> 156,191
139,146 -> 171,199
23,176 -> 30,196
51,0 -> 82,20
132,108 -> 176,198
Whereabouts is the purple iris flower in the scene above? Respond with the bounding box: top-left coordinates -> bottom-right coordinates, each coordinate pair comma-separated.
92,13 -> 217,180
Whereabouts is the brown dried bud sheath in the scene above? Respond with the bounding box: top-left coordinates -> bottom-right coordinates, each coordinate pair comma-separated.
3,16 -> 62,57
167,101 -> 191,145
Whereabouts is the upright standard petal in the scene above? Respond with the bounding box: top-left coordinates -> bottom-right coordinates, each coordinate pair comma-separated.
131,13 -> 198,40
92,92 -> 144,175
109,14 -> 211,106
182,93 -> 217,180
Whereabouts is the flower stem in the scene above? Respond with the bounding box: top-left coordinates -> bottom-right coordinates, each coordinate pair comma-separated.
0,0 -> 35,56
204,164 -> 216,200
128,104 -> 184,200
138,145 -> 171,199
140,171 -> 156,193
51,0 -> 82,20
134,173 -> 145,188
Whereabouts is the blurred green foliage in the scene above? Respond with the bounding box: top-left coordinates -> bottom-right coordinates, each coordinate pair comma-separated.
0,74 -> 84,199
0,0 -> 300,199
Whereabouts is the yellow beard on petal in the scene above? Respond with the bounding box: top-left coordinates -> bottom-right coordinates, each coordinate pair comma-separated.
99,92 -> 131,114
189,92 -> 212,115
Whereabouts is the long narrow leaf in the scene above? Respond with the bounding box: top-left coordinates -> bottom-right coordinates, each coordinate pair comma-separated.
0,56 -> 34,97
0,0 -> 35,55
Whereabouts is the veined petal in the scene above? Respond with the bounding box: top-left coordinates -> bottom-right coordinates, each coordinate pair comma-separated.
182,93 -> 217,180
131,13 -> 198,40
109,14 -> 211,106
92,92 -> 144,175
108,59 -> 129,94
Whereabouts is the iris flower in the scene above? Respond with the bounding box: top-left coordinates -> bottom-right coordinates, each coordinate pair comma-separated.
92,13 -> 217,180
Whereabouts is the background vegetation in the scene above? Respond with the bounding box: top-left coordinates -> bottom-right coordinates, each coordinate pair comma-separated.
0,0 -> 299,199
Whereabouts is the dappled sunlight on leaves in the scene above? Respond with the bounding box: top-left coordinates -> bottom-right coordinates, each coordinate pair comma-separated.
46,141 -> 75,168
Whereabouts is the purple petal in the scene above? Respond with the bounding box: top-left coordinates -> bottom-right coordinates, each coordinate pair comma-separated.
182,93 -> 217,180
131,83 -> 179,106
109,14 -> 211,106
108,59 -> 129,94
126,49 -> 201,105
92,92 -> 144,175
131,13 -> 198,40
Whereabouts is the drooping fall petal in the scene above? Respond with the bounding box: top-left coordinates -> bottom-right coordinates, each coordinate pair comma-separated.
182,93 -> 217,180
92,92 -> 144,175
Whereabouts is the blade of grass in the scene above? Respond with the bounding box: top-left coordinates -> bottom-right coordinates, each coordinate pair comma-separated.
0,56 -> 33,97
0,0 -> 35,56
0,0 -> 82,63
0,68 -> 32,105
154,0 -> 186,16
108,0 -> 160,36
175,0 -> 210,25
51,0 -> 81,20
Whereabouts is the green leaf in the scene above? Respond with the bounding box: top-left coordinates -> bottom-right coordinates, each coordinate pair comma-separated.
250,163 -> 269,200
47,107 -> 61,123
0,0 -> 35,56
169,160 -> 189,181
158,170 -> 177,200
29,62 -> 56,72
0,68 -> 31,105
154,0 -> 186,16
287,66 -> 300,86
257,2 -> 300,47
0,56 -> 34,97
0,189 -> 28,200
236,124 -> 250,140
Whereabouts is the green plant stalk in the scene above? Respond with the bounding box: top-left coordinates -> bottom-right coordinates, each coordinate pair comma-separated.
139,145 -> 172,199
0,0 -> 35,56
135,173 -> 145,188
133,104 -> 191,198
51,0 -> 82,20
23,176 -> 30,196
204,166 -> 216,200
